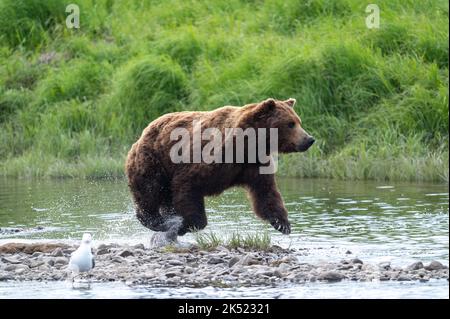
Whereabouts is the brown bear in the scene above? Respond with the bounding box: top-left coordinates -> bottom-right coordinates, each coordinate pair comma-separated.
125,98 -> 314,236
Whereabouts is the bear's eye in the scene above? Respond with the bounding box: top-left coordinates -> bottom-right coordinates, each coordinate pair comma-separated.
288,122 -> 296,129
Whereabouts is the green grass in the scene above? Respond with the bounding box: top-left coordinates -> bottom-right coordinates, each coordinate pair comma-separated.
0,0 -> 448,182
194,231 -> 271,251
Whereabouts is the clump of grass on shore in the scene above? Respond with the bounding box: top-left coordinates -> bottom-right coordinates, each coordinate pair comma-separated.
194,231 -> 271,251
0,0 -> 448,182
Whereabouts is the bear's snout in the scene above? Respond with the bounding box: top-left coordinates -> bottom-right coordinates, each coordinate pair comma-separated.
297,136 -> 315,152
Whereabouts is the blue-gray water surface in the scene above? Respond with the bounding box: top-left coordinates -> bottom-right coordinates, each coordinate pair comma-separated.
0,178 -> 448,298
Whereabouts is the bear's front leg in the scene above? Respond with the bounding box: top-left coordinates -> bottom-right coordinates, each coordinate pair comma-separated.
245,174 -> 291,235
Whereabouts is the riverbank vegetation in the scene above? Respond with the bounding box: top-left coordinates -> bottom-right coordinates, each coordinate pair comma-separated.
0,0 -> 448,182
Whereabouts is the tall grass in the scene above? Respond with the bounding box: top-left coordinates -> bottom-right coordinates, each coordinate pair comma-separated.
0,0 -> 448,182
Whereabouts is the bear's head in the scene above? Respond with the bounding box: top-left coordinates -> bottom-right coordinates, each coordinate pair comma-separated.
242,98 -> 315,153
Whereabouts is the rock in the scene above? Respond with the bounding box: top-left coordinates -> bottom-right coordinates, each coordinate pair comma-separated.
1,256 -> 22,264
54,257 -> 68,265
15,268 -> 26,275
397,275 -> 412,281
5,264 -> 28,272
273,270 -> 283,278
425,261 -> 446,271
378,262 -> 391,270
351,258 -> 363,265
63,248 -> 75,255
345,250 -> 352,255
97,244 -> 108,250
29,260 -> 45,268
235,254 -> 260,267
51,248 -> 64,257
406,261 -> 424,271
97,248 -> 110,255
185,267 -> 194,274
379,275 -> 390,281
228,256 -> 240,268
133,244 -> 145,250
4,265 -> 17,272
277,262 -> 290,273
0,273 -> 13,281
167,259 -> 183,266
317,271 -> 345,282
0,243 -> 69,254
52,274 -> 62,280
111,256 -> 125,263
337,264 -> 353,270
119,250 -> 134,258
207,257 -> 225,264
46,259 -> 55,266
270,245 -> 288,253
165,271 -> 181,278
280,255 -> 298,264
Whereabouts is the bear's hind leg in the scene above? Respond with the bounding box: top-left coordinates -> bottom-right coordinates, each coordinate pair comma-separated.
172,190 -> 207,236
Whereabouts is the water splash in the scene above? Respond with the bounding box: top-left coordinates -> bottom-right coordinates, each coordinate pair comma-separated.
149,215 -> 183,248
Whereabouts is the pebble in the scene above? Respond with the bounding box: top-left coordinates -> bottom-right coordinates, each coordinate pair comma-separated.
207,257 -> 225,264
406,261 -> 424,271
29,260 -> 45,268
1,257 -> 22,264
5,264 -> 28,272
0,274 -> 13,281
317,271 -> 345,282
133,244 -> 145,250
425,261 -> 445,271
97,248 -> 110,255
235,254 -> 259,267
111,256 -> 124,263
118,250 -> 134,258
337,264 -> 353,270
277,262 -> 290,273
167,259 -> 184,266
0,242 -> 447,287
51,248 -> 64,257
228,256 -> 240,268
378,262 -> 391,270
351,258 -> 363,265
397,275 -> 412,281
54,257 -> 68,265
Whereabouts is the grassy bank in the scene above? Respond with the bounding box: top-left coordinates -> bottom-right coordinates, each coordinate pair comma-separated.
0,0 -> 448,182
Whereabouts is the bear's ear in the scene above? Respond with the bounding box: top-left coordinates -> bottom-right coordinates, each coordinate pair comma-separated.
285,98 -> 296,108
259,98 -> 276,112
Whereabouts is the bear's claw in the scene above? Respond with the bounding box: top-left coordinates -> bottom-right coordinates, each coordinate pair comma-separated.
270,219 -> 291,235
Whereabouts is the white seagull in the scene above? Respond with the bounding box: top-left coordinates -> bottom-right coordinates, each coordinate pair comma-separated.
68,233 -> 95,282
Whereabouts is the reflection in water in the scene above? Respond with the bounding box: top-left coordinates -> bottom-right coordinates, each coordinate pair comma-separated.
0,178 -> 448,298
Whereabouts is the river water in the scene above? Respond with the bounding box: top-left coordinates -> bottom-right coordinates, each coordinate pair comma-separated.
0,178 -> 448,298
